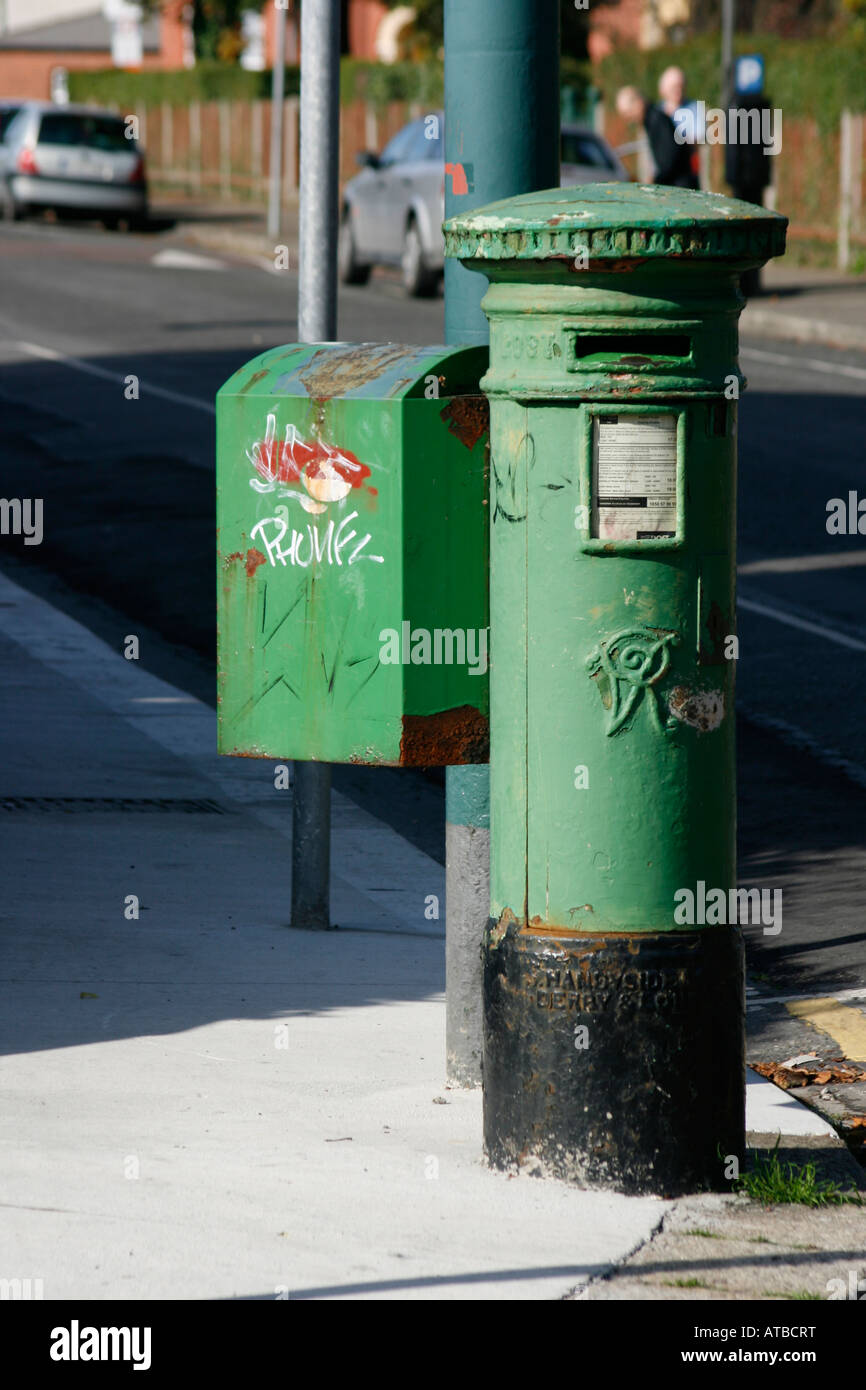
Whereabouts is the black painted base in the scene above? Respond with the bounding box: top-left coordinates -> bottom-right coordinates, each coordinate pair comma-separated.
482,919 -> 745,1196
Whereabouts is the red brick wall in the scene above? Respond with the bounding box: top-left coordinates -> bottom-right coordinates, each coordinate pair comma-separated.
588,0 -> 644,61
0,50 -> 167,102
0,0 -> 189,101
159,0 -> 190,70
348,0 -> 388,60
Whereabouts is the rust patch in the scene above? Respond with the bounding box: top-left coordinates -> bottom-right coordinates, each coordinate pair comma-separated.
557,256 -> 641,274
400,705 -> 489,765
699,600 -> 729,665
439,394 -> 489,451
239,369 -> 269,394
489,907 -> 518,949
297,343 -> 412,398
668,685 -> 725,732
222,548 -> 267,578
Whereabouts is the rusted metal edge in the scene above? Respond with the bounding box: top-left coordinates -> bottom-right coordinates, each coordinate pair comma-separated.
400,705 -> 489,766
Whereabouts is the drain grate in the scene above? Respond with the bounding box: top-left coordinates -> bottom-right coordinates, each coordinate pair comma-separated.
0,796 -> 229,815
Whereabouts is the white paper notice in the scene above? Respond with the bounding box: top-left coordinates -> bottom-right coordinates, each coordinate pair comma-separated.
592,414 -> 677,541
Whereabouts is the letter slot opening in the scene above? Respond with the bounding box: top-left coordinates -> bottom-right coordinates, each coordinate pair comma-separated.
572,334 -> 691,362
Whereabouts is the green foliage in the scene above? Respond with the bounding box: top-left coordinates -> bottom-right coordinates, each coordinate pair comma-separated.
69,57 -> 449,111
595,32 -> 866,132
661,1277 -> 713,1288
338,58 -> 443,106
68,62 -> 299,108
735,1139 -> 863,1207
192,0 -> 249,64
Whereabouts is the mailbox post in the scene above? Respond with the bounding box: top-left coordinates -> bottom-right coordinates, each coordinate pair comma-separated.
445,184 -> 786,1194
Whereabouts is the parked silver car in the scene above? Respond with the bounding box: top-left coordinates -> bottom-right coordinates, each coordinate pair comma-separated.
0,103 -> 148,228
339,115 -> 629,297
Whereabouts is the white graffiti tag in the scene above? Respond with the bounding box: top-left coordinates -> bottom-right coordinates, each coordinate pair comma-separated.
250,512 -> 384,568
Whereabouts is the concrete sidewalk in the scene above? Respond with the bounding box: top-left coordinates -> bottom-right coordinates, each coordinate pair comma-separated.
0,569 -> 665,1301
0,568 -> 862,1301
156,196 -> 866,353
740,264 -> 866,352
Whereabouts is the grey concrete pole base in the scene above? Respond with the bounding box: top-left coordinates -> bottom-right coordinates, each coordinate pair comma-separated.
445,822 -> 489,1087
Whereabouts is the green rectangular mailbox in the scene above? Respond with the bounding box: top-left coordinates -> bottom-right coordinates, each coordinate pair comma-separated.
216,342 -> 489,766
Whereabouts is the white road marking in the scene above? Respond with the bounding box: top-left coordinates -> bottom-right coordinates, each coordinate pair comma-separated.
12,340 -> 215,416
738,595 -> 866,652
151,248 -> 228,272
739,552 -> 866,575
741,345 -> 866,382
748,987 -> 866,1010
129,697 -> 198,704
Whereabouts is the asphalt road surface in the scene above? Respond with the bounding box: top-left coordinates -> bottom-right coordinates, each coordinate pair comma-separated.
1,215 -> 864,1022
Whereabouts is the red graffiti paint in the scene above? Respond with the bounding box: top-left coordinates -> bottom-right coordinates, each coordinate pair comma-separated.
445,162 -> 469,195
304,441 -> 371,490
250,421 -> 371,494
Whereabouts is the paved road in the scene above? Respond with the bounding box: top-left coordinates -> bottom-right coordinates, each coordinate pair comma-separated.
0,215 -> 863,1017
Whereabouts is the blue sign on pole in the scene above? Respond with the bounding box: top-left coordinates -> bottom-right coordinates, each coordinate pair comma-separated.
735,54 -> 764,95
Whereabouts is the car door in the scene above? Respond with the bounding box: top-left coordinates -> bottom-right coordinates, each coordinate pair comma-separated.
350,123 -> 414,258
373,120 -> 427,261
560,128 -> 627,186
416,117 -> 444,268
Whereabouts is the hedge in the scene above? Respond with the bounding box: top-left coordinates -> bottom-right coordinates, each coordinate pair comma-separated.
68,61 -> 297,107
68,36 -> 863,131
69,55 -> 588,111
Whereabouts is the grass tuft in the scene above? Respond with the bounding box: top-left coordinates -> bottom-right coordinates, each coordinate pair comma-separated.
736,1139 -> 863,1207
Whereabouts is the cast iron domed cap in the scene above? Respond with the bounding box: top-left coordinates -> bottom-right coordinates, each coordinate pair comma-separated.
444,182 -> 788,264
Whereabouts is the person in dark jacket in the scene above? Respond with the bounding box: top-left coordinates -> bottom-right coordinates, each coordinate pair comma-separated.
616,86 -> 699,190
725,91 -> 774,296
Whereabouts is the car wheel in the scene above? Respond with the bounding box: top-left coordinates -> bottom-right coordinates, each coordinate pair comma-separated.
338,212 -> 371,285
401,220 -> 438,298
101,214 -> 120,231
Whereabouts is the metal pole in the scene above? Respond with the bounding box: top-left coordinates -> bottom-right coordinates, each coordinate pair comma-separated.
443,0 -> 560,1084
721,0 -> 734,105
291,0 -> 340,930
267,0 -> 288,241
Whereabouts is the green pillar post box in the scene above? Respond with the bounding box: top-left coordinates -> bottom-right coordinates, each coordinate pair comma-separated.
217,342 -> 489,767
445,185 -> 787,1194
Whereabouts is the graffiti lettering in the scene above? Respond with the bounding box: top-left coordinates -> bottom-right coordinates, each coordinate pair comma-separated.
250,511 -> 384,568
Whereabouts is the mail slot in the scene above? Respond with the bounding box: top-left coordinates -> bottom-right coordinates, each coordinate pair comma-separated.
216,342 -> 489,766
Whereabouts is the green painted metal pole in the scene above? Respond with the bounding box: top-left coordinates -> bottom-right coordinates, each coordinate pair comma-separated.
446,184 -> 786,1192
443,0 -> 560,1086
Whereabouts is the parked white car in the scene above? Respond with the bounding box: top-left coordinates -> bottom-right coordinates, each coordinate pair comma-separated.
339,114 -> 629,297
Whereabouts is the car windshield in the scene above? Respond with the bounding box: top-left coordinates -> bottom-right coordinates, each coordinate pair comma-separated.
561,132 -> 615,170
38,113 -> 134,152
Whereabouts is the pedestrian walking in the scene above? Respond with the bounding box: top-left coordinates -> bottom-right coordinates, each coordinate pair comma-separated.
725,89 -> 774,295
658,65 -> 702,189
615,86 -> 699,190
